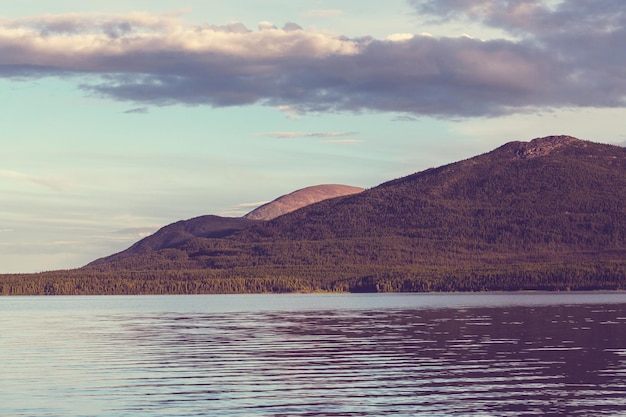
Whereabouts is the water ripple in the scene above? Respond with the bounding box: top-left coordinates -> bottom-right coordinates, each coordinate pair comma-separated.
2,294 -> 626,416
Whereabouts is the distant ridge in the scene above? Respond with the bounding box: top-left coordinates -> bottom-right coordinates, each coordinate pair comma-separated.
244,184 -> 365,220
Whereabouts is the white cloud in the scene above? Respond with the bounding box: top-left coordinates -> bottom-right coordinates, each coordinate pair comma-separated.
303,9 -> 343,19
258,21 -> 277,31
385,33 -> 414,42
50,240 -> 82,246
112,226 -> 160,239
276,105 -> 302,120
218,200 -> 270,217
0,169 -> 68,191
0,13 -> 360,63
259,131 -> 358,139
237,201 -> 271,208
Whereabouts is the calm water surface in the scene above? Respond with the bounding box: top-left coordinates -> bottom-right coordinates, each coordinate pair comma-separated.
2,292 -> 626,416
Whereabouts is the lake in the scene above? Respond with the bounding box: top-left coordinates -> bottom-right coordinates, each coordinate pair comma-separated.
2,292 -> 626,416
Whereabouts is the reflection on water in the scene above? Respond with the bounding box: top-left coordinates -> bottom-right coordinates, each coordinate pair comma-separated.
2,293 -> 626,416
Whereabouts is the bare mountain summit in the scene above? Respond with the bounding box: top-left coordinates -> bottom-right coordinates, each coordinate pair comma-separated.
502,135 -> 590,159
244,184 -> 365,220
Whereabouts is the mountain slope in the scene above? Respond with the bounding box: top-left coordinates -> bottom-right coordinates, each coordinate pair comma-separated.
90,184 -> 364,265
88,134 -> 625,275
90,215 -> 259,265
238,136 -> 624,250
3,135 -> 625,295
244,184 -> 364,220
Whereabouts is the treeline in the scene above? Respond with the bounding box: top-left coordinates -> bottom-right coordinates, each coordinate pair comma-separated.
2,261 -> 625,296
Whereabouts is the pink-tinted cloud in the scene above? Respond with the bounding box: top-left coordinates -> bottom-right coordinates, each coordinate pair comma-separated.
0,169 -> 67,191
1,4 -> 625,117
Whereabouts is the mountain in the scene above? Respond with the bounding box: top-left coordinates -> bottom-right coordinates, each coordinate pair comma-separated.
240,135 -> 625,247
90,184 -> 364,265
2,135 -> 625,295
244,184 -> 364,220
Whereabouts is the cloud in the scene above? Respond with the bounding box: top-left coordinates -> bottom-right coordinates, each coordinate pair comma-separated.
323,139 -> 363,144
410,0 -> 623,37
276,105 -> 302,120
219,201 -> 270,217
386,33 -> 415,42
259,131 -> 358,139
283,22 -> 304,32
1,6 -> 625,117
123,106 -> 149,114
238,201 -> 271,208
303,9 -> 343,19
258,21 -> 278,31
0,169 -> 67,191
112,226 -> 159,239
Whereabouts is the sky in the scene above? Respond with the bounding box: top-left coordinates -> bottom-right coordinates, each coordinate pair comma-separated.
1,0 -> 626,273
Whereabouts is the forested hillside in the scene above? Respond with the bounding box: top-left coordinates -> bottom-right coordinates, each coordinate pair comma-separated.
2,135 -> 625,295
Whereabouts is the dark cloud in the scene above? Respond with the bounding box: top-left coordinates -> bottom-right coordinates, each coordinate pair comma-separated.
411,0 -> 626,37
1,5 -> 625,117
76,35 -> 559,117
123,107 -> 149,114
409,0 -> 626,111
0,64 -> 68,78
283,22 -> 303,31
102,21 -> 133,39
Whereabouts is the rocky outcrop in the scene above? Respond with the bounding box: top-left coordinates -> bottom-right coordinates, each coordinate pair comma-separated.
507,135 -> 586,159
